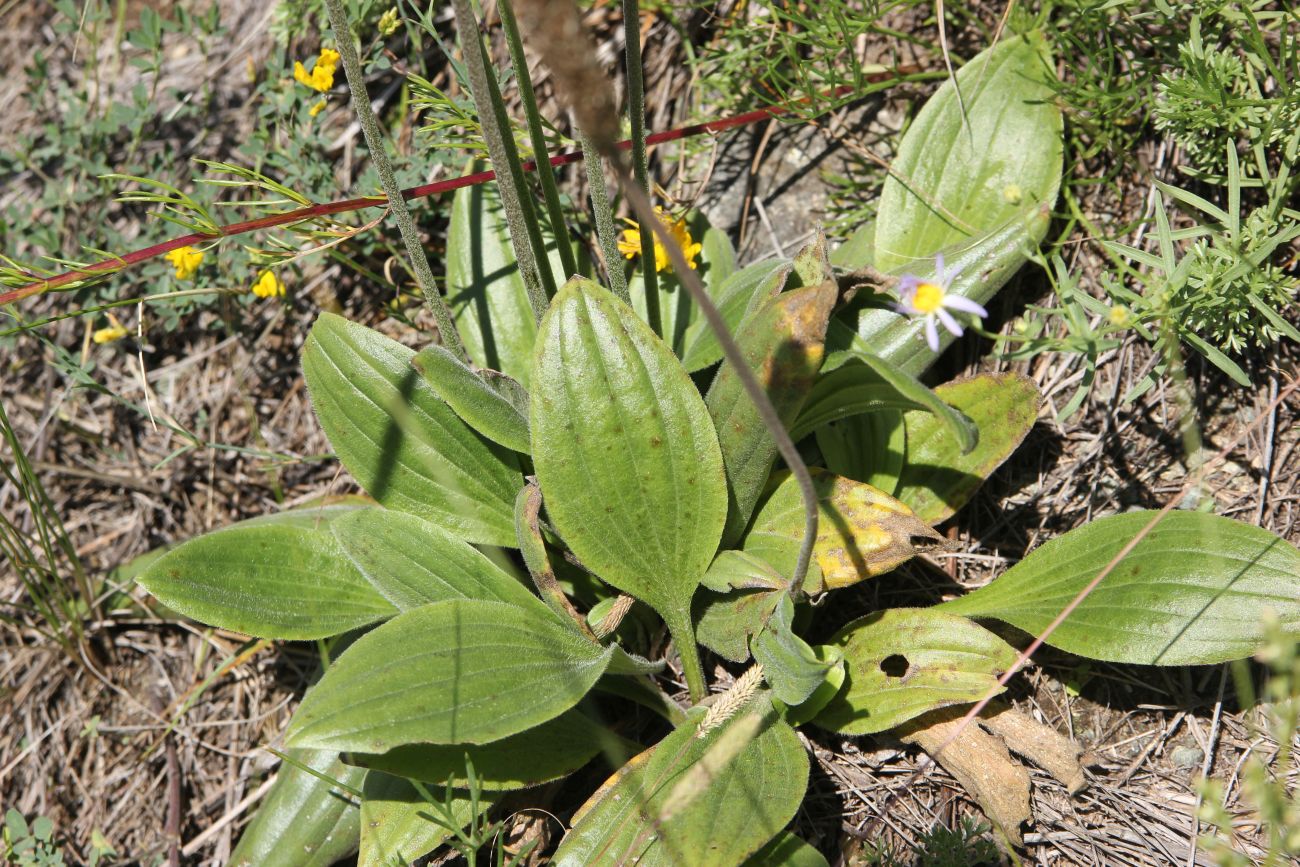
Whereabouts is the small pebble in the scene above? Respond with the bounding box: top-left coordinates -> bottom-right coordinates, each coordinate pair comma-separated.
1171,745 -> 1204,770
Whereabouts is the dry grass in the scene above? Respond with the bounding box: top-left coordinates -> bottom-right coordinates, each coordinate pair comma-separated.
2,2 -> 1298,865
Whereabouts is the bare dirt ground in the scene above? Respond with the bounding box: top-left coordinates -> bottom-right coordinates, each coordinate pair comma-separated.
2,2 -> 1296,864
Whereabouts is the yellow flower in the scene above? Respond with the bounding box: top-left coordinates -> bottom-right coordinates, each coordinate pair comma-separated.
165,246 -> 204,280
294,47 -> 340,93
251,270 -> 286,299
1108,305 -> 1131,327
616,207 -> 703,273
92,313 -> 128,345
309,99 -> 327,117
378,7 -> 400,36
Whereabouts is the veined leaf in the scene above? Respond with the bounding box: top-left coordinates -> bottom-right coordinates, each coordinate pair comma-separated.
445,174 -> 571,387
752,598 -> 837,706
708,281 -> 839,543
287,599 -> 612,752
329,507 -> 542,612
874,32 -> 1062,273
229,748 -> 363,867
894,373 -> 1040,524
531,278 -> 727,636
816,410 -> 906,495
553,697 -> 808,866
358,771 -> 486,867
138,518 -> 396,640
743,470 -> 943,593
938,511 -> 1300,665
411,344 -> 531,453
815,608 -> 1018,735
680,260 -> 790,372
797,351 -> 977,452
302,312 -> 521,546
348,710 -> 612,791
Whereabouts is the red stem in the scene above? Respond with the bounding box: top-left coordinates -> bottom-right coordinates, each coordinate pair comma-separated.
0,78 -> 896,308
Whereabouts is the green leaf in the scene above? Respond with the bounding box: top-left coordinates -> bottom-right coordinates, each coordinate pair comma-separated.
743,832 -> 831,867
358,771 -> 485,867
937,511 -> 1300,665
680,260 -> 790,372
348,710 -> 611,791
894,373 -> 1041,524
815,608 -> 1018,735
708,282 -> 839,542
816,410 -> 906,495
695,586 -> 783,664
287,599 -> 613,752
531,278 -> 728,634
783,646 -> 847,728
829,220 -> 875,270
700,222 -> 739,291
229,748 -> 363,867
302,312 -> 521,546
553,698 -> 808,866
800,351 -> 977,452
138,518 -> 396,640
329,507 -> 543,612
873,32 -> 1062,273
411,344 -> 531,453
446,173 -> 571,387
752,598 -> 837,706
743,470 -> 942,593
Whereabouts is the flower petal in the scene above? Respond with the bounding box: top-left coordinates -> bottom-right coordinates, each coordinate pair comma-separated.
936,308 -> 963,337
942,295 -> 988,318
924,316 -> 941,351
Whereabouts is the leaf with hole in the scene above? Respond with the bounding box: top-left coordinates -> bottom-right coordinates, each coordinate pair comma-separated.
329,507 -> 542,613
814,608 -> 1018,735
302,312 -> 521,546
138,516 -> 396,640
894,372 -> 1040,524
531,277 -> 728,642
938,511 -> 1300,665
287,599 -> 612,752
553,697 -> 808,866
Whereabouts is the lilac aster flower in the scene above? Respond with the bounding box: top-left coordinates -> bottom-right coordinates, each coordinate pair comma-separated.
892,254 -> 989,351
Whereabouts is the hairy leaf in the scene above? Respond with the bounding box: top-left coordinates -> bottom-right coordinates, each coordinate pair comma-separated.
709,281 -> 839,543
302,312 -> 521,546
287,600 -> 612,752
330,507 -> 542,612
411,344 -> 531,453
138,518 -> 396,640
895,373 -> 1040,524
358,772 -> 485,867
938,511 -> 1300,665
531,278 -> 727,634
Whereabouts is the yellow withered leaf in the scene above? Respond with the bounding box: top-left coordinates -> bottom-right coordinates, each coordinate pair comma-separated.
743,469 -> 945,592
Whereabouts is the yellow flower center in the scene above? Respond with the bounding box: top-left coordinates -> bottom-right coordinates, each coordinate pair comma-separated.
912,281 -> 945,314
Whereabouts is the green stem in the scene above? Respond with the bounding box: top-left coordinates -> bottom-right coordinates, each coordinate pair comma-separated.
451,0 -> 552,320
498,0 -> 578,279
322,0 -> 468,363
664,609 -> 707,704
622,0 -> 660,336
580,128 -> 630,302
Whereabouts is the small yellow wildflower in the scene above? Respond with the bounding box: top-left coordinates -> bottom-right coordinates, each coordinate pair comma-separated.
616,207 -> 703,273
165,246 -> 204,280
309,99 -> 327,118
251,270 -> 286,299
378,7 -> 401,36
1002,183 -> 1023,205
92,313 -> 128,345
1108,305 -> 1131,327
294,47 -> 341,93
